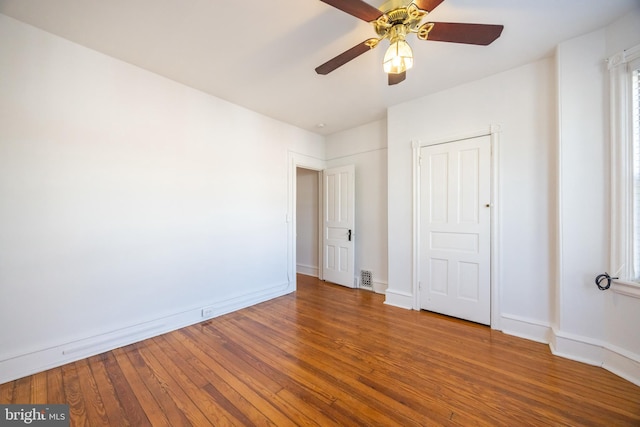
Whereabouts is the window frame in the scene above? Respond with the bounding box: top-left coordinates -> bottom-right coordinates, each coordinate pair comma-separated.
609,43 -> 640,298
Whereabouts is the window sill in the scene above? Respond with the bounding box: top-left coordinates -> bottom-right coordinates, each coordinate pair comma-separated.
612,280 -> 640,299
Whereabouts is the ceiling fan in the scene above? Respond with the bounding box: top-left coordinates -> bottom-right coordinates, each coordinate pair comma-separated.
315,0 -> 504,85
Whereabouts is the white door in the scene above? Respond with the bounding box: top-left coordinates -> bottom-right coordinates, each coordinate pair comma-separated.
420,136 -> 491,324
322,165 -> 355,287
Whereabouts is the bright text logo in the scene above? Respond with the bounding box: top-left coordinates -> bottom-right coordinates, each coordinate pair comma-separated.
0,405 -> 69,426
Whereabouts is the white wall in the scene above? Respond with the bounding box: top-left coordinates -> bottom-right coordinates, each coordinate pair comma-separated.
555,29 -> 609,353
387,58 -> 556,323
0,14 -> 323,383
296,168 -> 319,276
326,120 -> 388,292
555,9 -> 640,381
606,7 -> 640,54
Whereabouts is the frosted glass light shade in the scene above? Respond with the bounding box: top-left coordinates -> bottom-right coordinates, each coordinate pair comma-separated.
383,39 -> 414,74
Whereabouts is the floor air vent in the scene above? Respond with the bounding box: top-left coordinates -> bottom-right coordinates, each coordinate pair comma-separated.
360,270 -> 373,289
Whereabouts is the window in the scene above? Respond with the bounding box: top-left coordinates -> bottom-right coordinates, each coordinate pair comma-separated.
633,67 -> 640,280
609,44 -> 640,297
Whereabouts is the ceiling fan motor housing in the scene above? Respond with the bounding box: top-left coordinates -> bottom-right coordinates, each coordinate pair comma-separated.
374,4 -> 427,39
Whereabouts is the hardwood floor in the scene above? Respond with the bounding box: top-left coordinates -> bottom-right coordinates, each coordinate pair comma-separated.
1,274 -> 639,426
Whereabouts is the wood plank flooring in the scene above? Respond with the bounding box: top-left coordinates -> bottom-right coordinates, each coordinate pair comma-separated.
1,274 -> 639,426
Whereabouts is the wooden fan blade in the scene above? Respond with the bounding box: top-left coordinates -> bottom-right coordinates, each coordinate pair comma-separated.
388,71 -> 406,86
320,0 -> 384,22
426,22 -> 504,45
413,0 -> 445,13
315,40 -> 377,75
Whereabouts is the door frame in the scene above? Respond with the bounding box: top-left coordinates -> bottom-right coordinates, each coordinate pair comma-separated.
288,152 -> 326,289
411,126 -> 502,329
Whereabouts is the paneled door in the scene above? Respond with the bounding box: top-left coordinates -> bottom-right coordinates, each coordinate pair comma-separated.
420,136 -> 491,324
322,165 -> 355,288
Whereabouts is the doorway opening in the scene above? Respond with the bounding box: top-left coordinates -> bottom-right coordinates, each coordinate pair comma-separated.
288,153 -> 357,290
296,167 -> 321,278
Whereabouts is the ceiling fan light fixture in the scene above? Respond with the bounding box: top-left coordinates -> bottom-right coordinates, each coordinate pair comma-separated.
383,38 -> 413,74
316,0 -> 504,85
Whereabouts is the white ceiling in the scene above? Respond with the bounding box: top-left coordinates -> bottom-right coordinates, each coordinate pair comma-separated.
1,0 -> 638,135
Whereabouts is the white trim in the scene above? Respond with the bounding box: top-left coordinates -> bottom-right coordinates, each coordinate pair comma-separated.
608,44 -> 640,69
415,128 -> 495,147
317,170 -> 323,280
411,126 -> 501,328
372,280 -> 388,295
500,315 -> 640,386
603,345 -> 640,387
384,288 -> 414,309
296,264 -> 319,277
500,314 -> 551,344
289,151 -> 326,170
555,43 -> 566,332
550,328 -> 605,367
411,139 -> 421,310
490,128 -> 502,329
611,280 -> 640,298
0,282 -> 291,384
609,44 -> 640,296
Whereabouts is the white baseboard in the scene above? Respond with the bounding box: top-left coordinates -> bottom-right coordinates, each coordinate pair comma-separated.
0,282 -> 293,385
549,328 -> 605,367
499,314 -> 640,386
384,288 -> 414,309
296,264 -> 319,277
372,280 -> 388,295
603,344 -> 640,387
500,313 -> 551,344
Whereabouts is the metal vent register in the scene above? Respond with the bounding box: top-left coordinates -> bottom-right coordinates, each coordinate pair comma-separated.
360,270 -> 373,289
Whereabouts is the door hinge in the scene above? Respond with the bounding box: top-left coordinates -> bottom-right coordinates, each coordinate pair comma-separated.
418,156 -> 423,167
